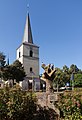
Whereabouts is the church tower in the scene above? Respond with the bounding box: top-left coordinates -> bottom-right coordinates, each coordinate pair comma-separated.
16,13 -> 39,80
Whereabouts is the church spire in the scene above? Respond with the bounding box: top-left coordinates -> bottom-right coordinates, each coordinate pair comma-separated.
22,13 -> 33,44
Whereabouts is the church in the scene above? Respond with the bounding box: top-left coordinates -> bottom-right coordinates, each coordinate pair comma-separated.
16,13 -> 40,91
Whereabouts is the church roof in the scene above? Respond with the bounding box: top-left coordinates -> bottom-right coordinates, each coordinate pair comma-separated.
22,13 -> 33,44
16,42 -> 39,50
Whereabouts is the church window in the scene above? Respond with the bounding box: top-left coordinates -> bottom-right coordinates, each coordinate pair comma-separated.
19,52 -> 21,58
30,67 -> 32,72
30,50 -> 33,57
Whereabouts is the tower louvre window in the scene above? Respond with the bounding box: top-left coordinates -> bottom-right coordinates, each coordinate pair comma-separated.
30,50 -> 33,57
30,67 -> 32,72
19,52 -> 21,58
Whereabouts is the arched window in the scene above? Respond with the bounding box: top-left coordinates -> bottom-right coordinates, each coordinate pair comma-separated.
30,50 -> 33,57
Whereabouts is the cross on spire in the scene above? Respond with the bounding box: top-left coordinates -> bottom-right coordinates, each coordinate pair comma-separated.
27,4 -> 29,14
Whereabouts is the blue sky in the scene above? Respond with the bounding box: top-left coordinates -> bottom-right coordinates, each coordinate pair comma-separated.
0,0 -> 82,73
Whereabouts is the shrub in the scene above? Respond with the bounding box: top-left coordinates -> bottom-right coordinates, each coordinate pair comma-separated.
0,86 -> 57,120
56,91 -> 82,120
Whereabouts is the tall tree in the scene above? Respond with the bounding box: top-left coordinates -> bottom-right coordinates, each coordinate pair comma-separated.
63,65 -> 69,73
69,64 -> 79,74
3,60 -> 26,82
54,68 -> 64,89
10,60 -> 26,82
73,73 -> 82,87
62,65 -> 70,85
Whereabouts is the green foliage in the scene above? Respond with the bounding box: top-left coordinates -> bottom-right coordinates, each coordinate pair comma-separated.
54,64 -> 82,88
34,106 -> 57,120
56,91 -> 82,119
74,74 -> 82,87
0,53 -> 26,82
10,60 -> 26,82
0,86 -> 37,120
63,65 -> 69,73
0,86 -> 57,120
2,60 -> 26,82
54,67 -> 70,88
2,66 -> 12,80
69,64 -> 79,74
54,68 -> 64,87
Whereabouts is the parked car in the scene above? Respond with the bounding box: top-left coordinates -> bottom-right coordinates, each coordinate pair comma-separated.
66,87 -> 72,90
54,87 -> 66,92
54,86 -> 72,92
59,87 -> 66,91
